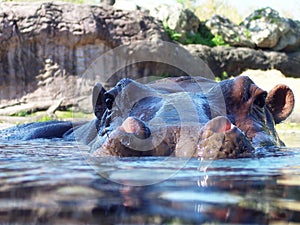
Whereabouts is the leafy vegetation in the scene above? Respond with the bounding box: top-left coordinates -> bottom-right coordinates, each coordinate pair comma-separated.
163,20 -> 228,46
36,115 -> 53,122
244,29 -> 252,39
163,0 -> 234,46
12,111 -> 32,117
215,71 -> 229,82
211,34 -> 228,46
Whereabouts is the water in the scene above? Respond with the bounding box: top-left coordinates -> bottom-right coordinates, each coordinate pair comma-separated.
0,136 -> 300,224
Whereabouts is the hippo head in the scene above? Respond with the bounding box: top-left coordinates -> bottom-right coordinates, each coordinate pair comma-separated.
220,76 -> 294,147
90,76 -> 294,159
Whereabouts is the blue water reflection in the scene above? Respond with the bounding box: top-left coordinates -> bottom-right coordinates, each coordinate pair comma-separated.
0,138 -> 300,224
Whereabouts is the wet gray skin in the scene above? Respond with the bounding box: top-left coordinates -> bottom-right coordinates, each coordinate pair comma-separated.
88,76 -> 294,159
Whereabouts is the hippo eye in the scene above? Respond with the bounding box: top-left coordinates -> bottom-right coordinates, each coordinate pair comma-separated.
254,92 -> 267,108
104,93 -> 115,110
242,87 -> 251,103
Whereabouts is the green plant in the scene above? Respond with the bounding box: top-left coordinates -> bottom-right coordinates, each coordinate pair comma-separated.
12,111 -> 31,117
163,20 -> 228,47
221,71 -> 229,79
244,29 -> 251,38
184,32 -> 212,46
212,35 -> 228,46
251,15 -> 262,21
37,115 -> 53,122
234,36 -> 240,42
163,21 -> 183,42
183,22 -> 217,46
215,71 -> 229,82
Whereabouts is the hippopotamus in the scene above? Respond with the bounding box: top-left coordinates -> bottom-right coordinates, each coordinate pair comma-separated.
1,75 -> 294,159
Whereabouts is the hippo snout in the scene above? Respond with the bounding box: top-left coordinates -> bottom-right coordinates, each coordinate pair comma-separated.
94,116 -> 254,159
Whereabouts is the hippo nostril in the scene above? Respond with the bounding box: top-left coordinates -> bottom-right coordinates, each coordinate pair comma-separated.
204,116 -> 233,133
224,121 -> 233,132
141,126 -> 151,139
120,117 -> 151,139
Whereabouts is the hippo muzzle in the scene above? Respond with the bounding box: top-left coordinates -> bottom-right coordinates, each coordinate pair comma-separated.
96,115 -> 254,158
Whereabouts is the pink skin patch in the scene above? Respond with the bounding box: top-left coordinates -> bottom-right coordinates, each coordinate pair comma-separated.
205,116 -> 234,133
217,120 -> 233,133
119,117 -> 141,134
119,117 -> 151,140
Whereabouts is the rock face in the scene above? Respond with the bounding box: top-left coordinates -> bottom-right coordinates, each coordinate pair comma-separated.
0,2 -> 170,110
184,44 -> 300,78
206,7 -> 300,52
149,3 -> 200,41
114,1 -> 201,40
0,3 -> 299,114
206,15 -> 255,48
243,7 -> 300,51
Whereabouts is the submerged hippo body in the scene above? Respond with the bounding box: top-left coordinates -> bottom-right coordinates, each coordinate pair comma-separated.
1,76 -> 294,159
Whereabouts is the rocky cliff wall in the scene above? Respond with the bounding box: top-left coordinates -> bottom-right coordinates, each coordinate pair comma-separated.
185,44 -> 300,78
0,2 -> 171,110
0,2 -> 299,114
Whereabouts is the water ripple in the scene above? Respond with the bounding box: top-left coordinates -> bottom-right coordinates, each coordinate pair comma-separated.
0,140 -> 300,224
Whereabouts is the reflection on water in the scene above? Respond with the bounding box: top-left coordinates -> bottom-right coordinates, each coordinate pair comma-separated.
0,137 -> 300,224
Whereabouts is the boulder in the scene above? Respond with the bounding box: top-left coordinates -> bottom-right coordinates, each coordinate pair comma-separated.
149,3 -> 200,42
206,15 -> 255,48
242,7 -> 300,51
207,7 -> 300,52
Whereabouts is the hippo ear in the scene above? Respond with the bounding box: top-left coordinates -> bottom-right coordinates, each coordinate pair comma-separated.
92,83 -> 107,120
266,84 -> 294,124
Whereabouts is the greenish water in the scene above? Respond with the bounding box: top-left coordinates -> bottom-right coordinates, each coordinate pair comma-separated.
0,134 -> 299,224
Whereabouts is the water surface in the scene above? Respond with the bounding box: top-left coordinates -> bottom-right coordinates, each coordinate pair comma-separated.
0,135 -> 300,224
